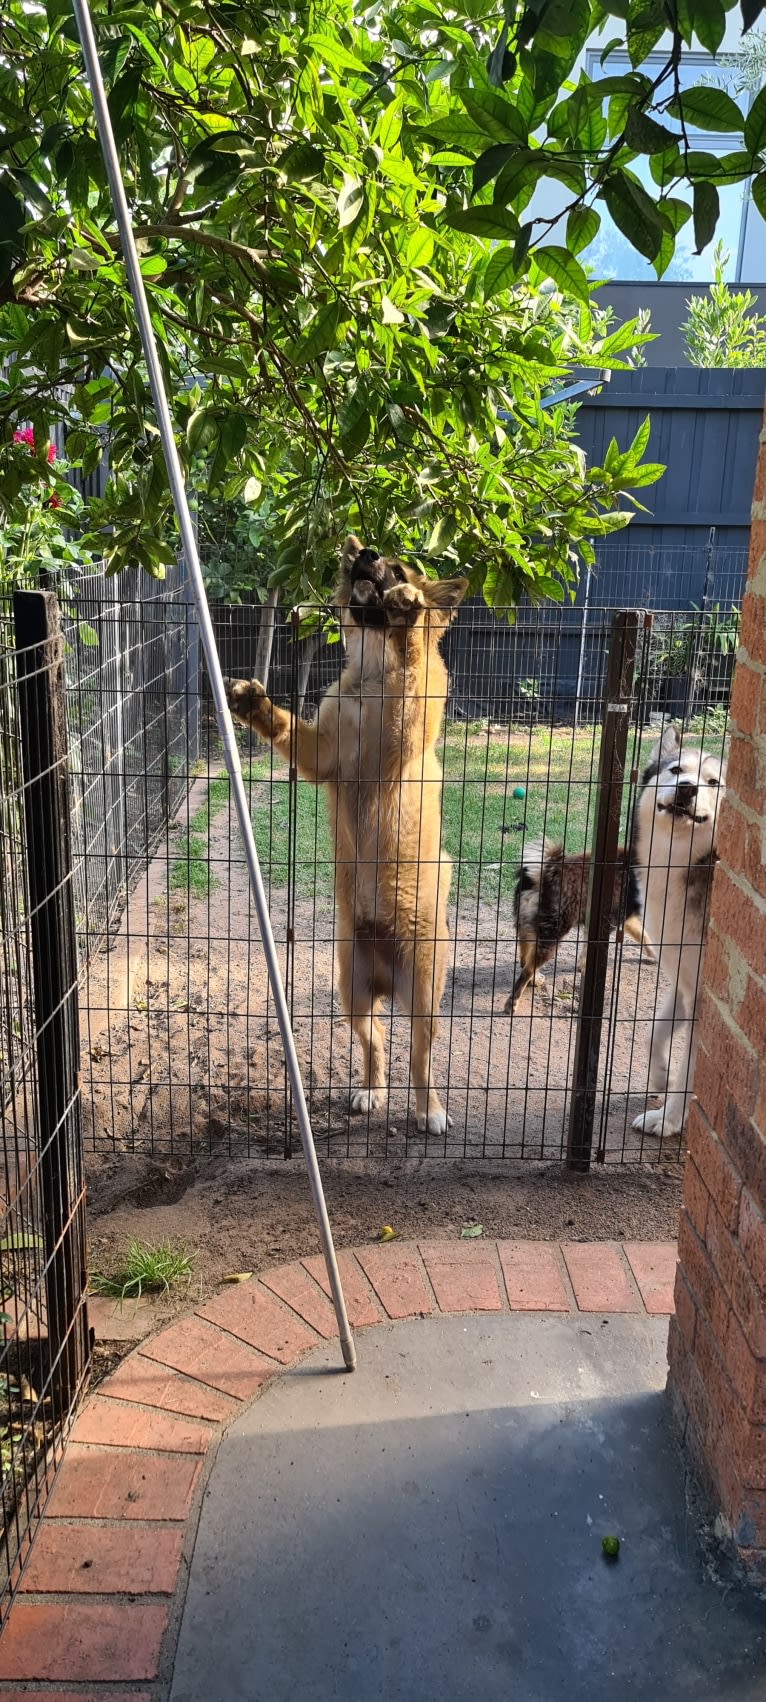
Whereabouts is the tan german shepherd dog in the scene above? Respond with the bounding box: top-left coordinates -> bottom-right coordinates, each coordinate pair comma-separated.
224,536 -> 467,1135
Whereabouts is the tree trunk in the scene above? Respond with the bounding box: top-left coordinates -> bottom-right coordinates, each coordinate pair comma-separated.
296,630 -> 319,718
254,586 -> 279,689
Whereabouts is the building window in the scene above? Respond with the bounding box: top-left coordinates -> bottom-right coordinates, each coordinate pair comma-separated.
583,50 -> 762,283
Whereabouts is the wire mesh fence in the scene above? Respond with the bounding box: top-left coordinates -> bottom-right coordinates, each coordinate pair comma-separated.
0,549 -> 740,1617
63,575 -> 736,1171
0,593 -> 89,1623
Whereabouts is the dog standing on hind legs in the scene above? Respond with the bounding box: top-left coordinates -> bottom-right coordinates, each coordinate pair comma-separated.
224,537 -> 467,1136
631,722 -> 725,1141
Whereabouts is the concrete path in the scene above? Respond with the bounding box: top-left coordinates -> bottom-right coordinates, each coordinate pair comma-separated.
0,1239 -> 762,1698
171,1314 -> 765,1702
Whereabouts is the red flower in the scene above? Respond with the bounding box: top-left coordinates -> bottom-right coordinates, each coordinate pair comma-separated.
13,427 -> 60,507
13,428 -> 57,464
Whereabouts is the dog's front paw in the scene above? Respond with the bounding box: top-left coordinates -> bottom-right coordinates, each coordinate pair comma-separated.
224,677 -> 270,729
383,582 -> 423,627
349,1087 -> 387,1116
417,1107 -> 453,1135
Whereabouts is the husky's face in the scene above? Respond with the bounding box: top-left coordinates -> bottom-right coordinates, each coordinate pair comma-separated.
637,723 -> 725,865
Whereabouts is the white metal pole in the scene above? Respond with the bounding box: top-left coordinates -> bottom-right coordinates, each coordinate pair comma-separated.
70,0 -> 356,1371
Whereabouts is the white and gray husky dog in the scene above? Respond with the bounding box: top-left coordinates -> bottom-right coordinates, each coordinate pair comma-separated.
632,723 -> 726,1140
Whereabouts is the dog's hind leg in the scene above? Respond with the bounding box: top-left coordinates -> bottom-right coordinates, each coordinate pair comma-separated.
397,936 -> 451,1136
623,913 -> 655,960
504,939 -> 549,1014
336,938 -> 387,1115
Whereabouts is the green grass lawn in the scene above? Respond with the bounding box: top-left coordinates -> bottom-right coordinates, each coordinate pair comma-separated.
173,716 -> 725,907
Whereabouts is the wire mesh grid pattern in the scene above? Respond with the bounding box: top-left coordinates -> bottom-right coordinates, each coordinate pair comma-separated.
0,596 -> 89,1622
62,575 -> 737,1171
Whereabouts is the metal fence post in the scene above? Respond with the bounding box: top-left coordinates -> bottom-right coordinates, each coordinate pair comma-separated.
14,590 -> 90,1408
566,609 -> 640,1174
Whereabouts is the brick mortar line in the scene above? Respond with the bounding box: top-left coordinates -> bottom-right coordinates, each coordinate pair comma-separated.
192,1277 -> 328,1352
66,1442 -> 212,1458
341,1247 -> 390,1317
551,1241 -> 578,1312
296,1247 -> 382,1322
409,1242 -> 441,1316
615,1241 -> 651,1312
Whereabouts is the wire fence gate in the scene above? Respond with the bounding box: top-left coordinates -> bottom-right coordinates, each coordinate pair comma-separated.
0,592 -> 89,1622
58,579 -> 737,1172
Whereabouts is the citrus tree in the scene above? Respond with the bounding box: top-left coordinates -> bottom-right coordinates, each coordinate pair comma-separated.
0,0 -> 762,605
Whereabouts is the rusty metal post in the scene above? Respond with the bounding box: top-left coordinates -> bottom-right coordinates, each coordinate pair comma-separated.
14,590 -> 90,1406
566,610 -> 640,1173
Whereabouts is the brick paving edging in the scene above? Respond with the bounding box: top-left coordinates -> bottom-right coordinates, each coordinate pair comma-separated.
0,1238 -> 677,1696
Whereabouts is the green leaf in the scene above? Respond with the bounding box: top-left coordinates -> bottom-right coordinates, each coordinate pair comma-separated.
337,176 -> 364,229
427,514 -> 456,555
745,85 -> 766,155
460,1223 -> 484,1238
624,109 -> 677,156
381,294 -> 405,324
280,141 -> 324,180
626,0 -> 666,66
296,302 -> 343,360
459,89 -> 526,145
693,181 -> 719,253
473,143 -> 517,194
742,0 -> 766,27
600,173 -> 670,263
406,227 -> 434,268
669,86 -> 744,134
483,244 -> 518,299
689,0 -> 727,52
751,171 -> 766,220
533,245 -> 590,305
492,148 -> 541,205
627,415 -> 651,461
444,204 -> 520,239
567,206 -> 600,255
375,103 -> 402,152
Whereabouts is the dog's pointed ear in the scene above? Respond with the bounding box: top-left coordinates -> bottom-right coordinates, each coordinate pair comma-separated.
649,721 -> 681,767
423,575 -> 468,613
341,535 -> 363,572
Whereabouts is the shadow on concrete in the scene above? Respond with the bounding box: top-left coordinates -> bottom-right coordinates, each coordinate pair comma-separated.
170,1314 -> 765,1702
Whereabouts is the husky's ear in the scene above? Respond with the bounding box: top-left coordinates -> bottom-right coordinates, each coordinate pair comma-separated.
651,722 -> 681,768
341,535 -> 363,572
423,575 -> 468,613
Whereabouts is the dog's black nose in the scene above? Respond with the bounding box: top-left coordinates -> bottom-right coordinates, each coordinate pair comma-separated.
675,780 -> 697,805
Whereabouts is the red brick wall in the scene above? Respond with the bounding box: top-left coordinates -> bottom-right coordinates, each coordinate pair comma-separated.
668,416 -> 766,1581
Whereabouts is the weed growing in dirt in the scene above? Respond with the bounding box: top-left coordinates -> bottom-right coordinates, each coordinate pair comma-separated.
170,777 -> 231,894
90,1238 -> 194,1302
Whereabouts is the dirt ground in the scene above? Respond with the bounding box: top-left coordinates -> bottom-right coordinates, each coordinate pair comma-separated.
86,1148 -> 683,1325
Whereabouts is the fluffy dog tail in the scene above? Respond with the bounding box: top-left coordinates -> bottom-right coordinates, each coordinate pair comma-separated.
513,838 -> 558,922
518,838 -> 560,883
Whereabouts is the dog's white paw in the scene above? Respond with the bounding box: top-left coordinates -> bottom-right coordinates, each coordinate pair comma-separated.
417,1108 -> 453,1135
349,1088 -> 387,1116
632,1104 -> 684,1139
